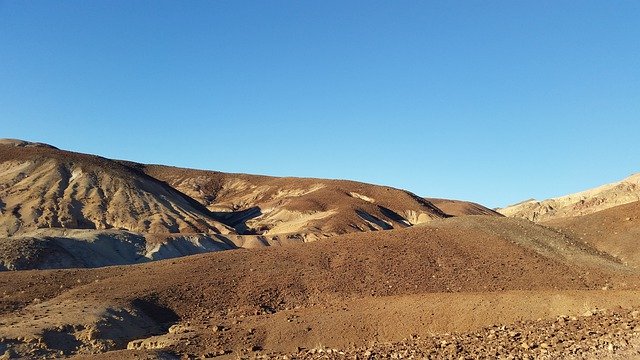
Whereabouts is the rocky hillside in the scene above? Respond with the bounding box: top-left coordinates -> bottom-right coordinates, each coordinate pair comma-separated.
498,173 -> 640,221
0,139 -> 476,270
0,139 -> 233,237
135,164 -> 448,239
546,201 -> 640,269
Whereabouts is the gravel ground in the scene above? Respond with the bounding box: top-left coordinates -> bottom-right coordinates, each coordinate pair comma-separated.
246,307 -> 640,360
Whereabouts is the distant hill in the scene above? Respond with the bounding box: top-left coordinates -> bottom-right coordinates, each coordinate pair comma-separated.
0,139 -> 233,237
497,173 -> 640,221
425,198 -> 502,217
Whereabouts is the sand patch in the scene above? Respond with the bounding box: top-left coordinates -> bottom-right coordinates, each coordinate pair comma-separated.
349,192 -> 375,203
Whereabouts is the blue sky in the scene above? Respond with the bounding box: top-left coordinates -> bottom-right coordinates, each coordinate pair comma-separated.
1,1 -> 639,208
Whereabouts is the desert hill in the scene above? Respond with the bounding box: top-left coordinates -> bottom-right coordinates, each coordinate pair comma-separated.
0,139 -> 245,270
546,200 -> 640,269
136,164 -> 448,238
498,173 -> 640,221
0,139 -> 232,236
425,197 -> 502,217
498,174 -> 640,270
0,215 -> 637,358
0,139 -> 467,270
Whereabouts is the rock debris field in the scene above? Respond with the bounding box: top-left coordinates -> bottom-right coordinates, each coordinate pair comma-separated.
250,308 -> 640,360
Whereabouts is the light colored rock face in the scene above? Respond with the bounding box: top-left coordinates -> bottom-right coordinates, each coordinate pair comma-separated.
0,229 -> 239,270
498,173 -> 640,221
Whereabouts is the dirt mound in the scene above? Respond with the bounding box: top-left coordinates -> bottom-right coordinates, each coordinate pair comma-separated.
498,173 -> 640,221
546,201 -> 640,269
0,297 -> 179,358
425,198 -> 502,217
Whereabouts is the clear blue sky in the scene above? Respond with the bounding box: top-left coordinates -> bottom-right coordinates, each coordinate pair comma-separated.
1,1 -> 639,208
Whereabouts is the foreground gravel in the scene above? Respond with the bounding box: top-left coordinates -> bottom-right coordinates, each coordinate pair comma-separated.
246,307 -> 640,359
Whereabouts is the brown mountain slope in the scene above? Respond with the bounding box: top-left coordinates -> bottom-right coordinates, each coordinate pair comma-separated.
0,139 -> 237,267
498,173 -> 640,221
0,139 -> 233,237
136,164 -> 448,239
0,216 -> 635,358
545,201 -> 640,269
0,139 -> 462,270
425,198 -> 502,217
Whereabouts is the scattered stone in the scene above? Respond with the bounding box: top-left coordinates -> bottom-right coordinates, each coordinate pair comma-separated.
212,325 -> 224,333
254,307 -> 640,359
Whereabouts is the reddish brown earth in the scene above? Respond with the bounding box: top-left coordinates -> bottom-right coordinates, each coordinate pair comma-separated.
1,139 -> 640,359
271,307 -> 640,360
2,216 -> 640,358
0,139 -> 454,270
546,201 -> 640,269
138,164 -> 447,237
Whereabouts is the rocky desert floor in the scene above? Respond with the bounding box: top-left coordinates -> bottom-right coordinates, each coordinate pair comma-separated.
3,215 -> 640,359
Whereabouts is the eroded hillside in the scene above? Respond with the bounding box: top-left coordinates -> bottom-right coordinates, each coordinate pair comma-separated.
138,164 -> 448,239
546,201 -> 640,269
0,139 -> 462,270
498,173 -> 640,221
0,139 -> 232,237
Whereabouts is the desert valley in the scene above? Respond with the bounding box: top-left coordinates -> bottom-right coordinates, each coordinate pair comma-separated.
0,138 -> 638,359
